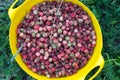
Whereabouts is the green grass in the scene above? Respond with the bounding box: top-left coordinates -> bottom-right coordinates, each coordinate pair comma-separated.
0,0 -> 120,80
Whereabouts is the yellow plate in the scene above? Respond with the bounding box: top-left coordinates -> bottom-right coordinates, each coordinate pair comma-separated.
8,0 -> 104,80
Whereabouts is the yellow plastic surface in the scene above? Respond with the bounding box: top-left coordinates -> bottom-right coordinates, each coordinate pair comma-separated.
8,0 -> 104,80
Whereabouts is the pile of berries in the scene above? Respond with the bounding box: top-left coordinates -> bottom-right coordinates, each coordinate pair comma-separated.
16,1 -> 96,78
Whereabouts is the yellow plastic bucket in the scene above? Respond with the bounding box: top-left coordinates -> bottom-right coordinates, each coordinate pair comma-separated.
8,0 -> 104,80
